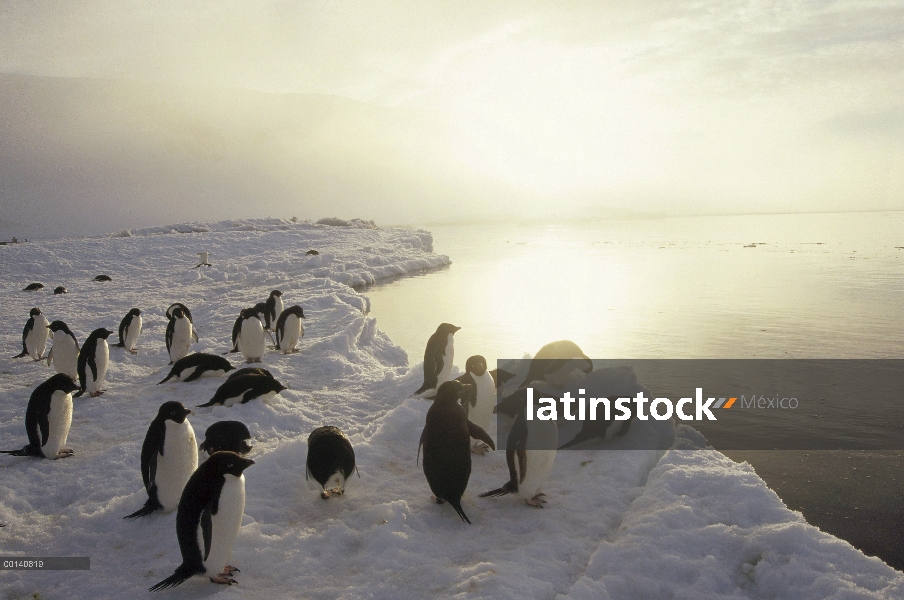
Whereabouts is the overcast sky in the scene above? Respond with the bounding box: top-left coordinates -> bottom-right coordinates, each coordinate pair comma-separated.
1,1 -> 902,237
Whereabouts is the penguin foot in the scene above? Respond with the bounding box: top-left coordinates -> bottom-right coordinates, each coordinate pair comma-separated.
89,391 -> 105,397
56,449 -> 74,459
221,566 -> 240,575
320,490 -> 332,499
209,575 -> 238,585
128,349 -> 138,355
525,495 -> 547,508
431,495 -> 446,505
471,441 -> 491,455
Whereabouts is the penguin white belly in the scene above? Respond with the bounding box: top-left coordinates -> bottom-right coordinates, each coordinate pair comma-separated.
49,336 -> 79,379
85,341 -> 109,396
469,371 -> 496,432
124,315 -> 142,351
516,420 -> 558,498
170,320 -> 193,362
156,420 -> 198,512
41,390 -> 73,459
26,315 -> 51,359
258,390 -> 279,405
280,314 -> 301,353
177,366 -> 198,381
239,319 -> 265,362
436,334 -> 455,388
273,297 -> 284,323
201,474 -> 245,576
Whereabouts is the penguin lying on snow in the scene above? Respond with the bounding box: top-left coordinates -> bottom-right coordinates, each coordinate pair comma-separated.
53,286 -> 67,294
93,274 -> 112,282
46,320 -> 80,379
2,374 -> 81,459
22,282 -> 43,291
275,305 -> 305,353
125,402 -> 197,519
306,426 -> 358,499
75,328 -> 112,398
227,367 -> 274,380
149,451 -> 255,590
159,353 -> 235,384
480,386 -> 557,508
519,340 -> 593,389
418,380 -> 495,524
197,374 -> 287,407
14,308 -> 50,360
456,355 -> 496,455
199,421 -> 253,456
413,323 -> 460,396
112,308 -> 142,354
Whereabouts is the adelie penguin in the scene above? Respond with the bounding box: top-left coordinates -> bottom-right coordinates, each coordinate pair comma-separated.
198,374 -> 287,408
112,308 -> 142,354
456,355 -> 496,455
227,367 -> 274,380
1,374 -> 81,459
149,451 -> 254,591
236,309 -> 266,363
199,421 -> 253,456
275,305 -> 305,354
53,286 -> 67,295
413,323 -> 460,396
418,380 -> 495,524
46,320 -> 80,379
480,386 -> 557,508
166,306 -> 197,364
93,274 -> 112,282
75,328 -> 112,398
125,401 -> 198,519
14,308 -> 50,360
266,289 -> 284,326
159,353 -> 235,384
193,251 -> 211,268
22,282 -> 44,291
306,426 -> 358,499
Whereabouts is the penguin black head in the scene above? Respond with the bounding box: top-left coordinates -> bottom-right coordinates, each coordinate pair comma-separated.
206,451 -> 255,477
493,386 -> 534,417
91,328 -> 114,339
46,373 -> 81,395
171,307 -> 184,320
54,286 -> 67,294
435,380 -> 471,406
156,401 -> 192,424
29,307 -> 42,317
465,355 -> 488,377
270,290 -> 282,297
199,421 -> 253,455
240,307 -> 257,320
128,308 -> 141,317
47,320 -> 72,335
436,323 -> 461,335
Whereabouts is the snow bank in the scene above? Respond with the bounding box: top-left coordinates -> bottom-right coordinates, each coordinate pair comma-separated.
0,220 -> 901,599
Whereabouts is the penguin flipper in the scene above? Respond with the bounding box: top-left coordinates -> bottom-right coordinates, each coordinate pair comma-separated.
201,503 -> 213,561
182,368 -> 204,383
197,397 -> 219,408
149,564 -> 204,592
1,445 -> 43,457
479,480 -> 517,498
124,494 -> 164,519
466,421 -> 495,451
12,350 -> 28,359
157,370 -> 176,384
416,428 -> 425,466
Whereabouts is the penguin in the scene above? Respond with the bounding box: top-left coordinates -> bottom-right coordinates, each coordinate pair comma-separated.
305,249 -> 319,256
456,356 -> 496,455
418,380 -> 495,524
413,323 -> 461,396
480,386 -> 557,508
166,302 -> 194,324
306,426 -> 358,499
93,274 -> 112,282
75,328 -> 112,398
1,374 -> 81,459
237,311 -> 266,363
253,301 -> 272,331
193,252 -> 211,268
46,320 -> 80,379
518,340 -> 593,389
166,307 -> 197,364
14,308 -> 50,360
159,353 -> 235,384
22,282 -> 44,291
199,421 -> 253,456
197,374 -> 287,408
112,308 -> 142,354
274,305 -> 305,354
149,451 -> 254,591
125,401 -> 198,518
266,290 -> 284,325
227,367 -> 274,381
53,286 -> 67,295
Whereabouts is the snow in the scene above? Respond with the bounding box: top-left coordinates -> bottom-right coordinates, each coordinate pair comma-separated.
0,218 -> 902,599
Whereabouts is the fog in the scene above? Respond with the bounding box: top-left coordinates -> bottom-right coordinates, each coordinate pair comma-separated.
1,1 -> 902,239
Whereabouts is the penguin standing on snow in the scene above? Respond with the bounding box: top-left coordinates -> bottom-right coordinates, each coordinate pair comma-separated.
14,308 -> 50,360
199,421 -> 253,457
413,323 -> 460,396
480,386 -> 557,508
418,380 -> 495,524
266,290 -> 284,326
1,374 -> 81,459
159,353 -> 235,383
197,374 -> 286,408
166,307 -> 197,364
112,308 -> 142,354
275,305 -> 305,354
75,328 -> 112,398
306,426 -> 358,499
125,401 -> 198,518
46,321 -> 80,379
193,252 -> 211,268
236,310 -> 266,363
149,451 -> 255,591
226,309 -> 249,354
456,355 -> 496,455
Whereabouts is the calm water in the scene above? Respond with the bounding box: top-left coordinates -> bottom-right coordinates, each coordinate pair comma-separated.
366,212 -> 904,364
